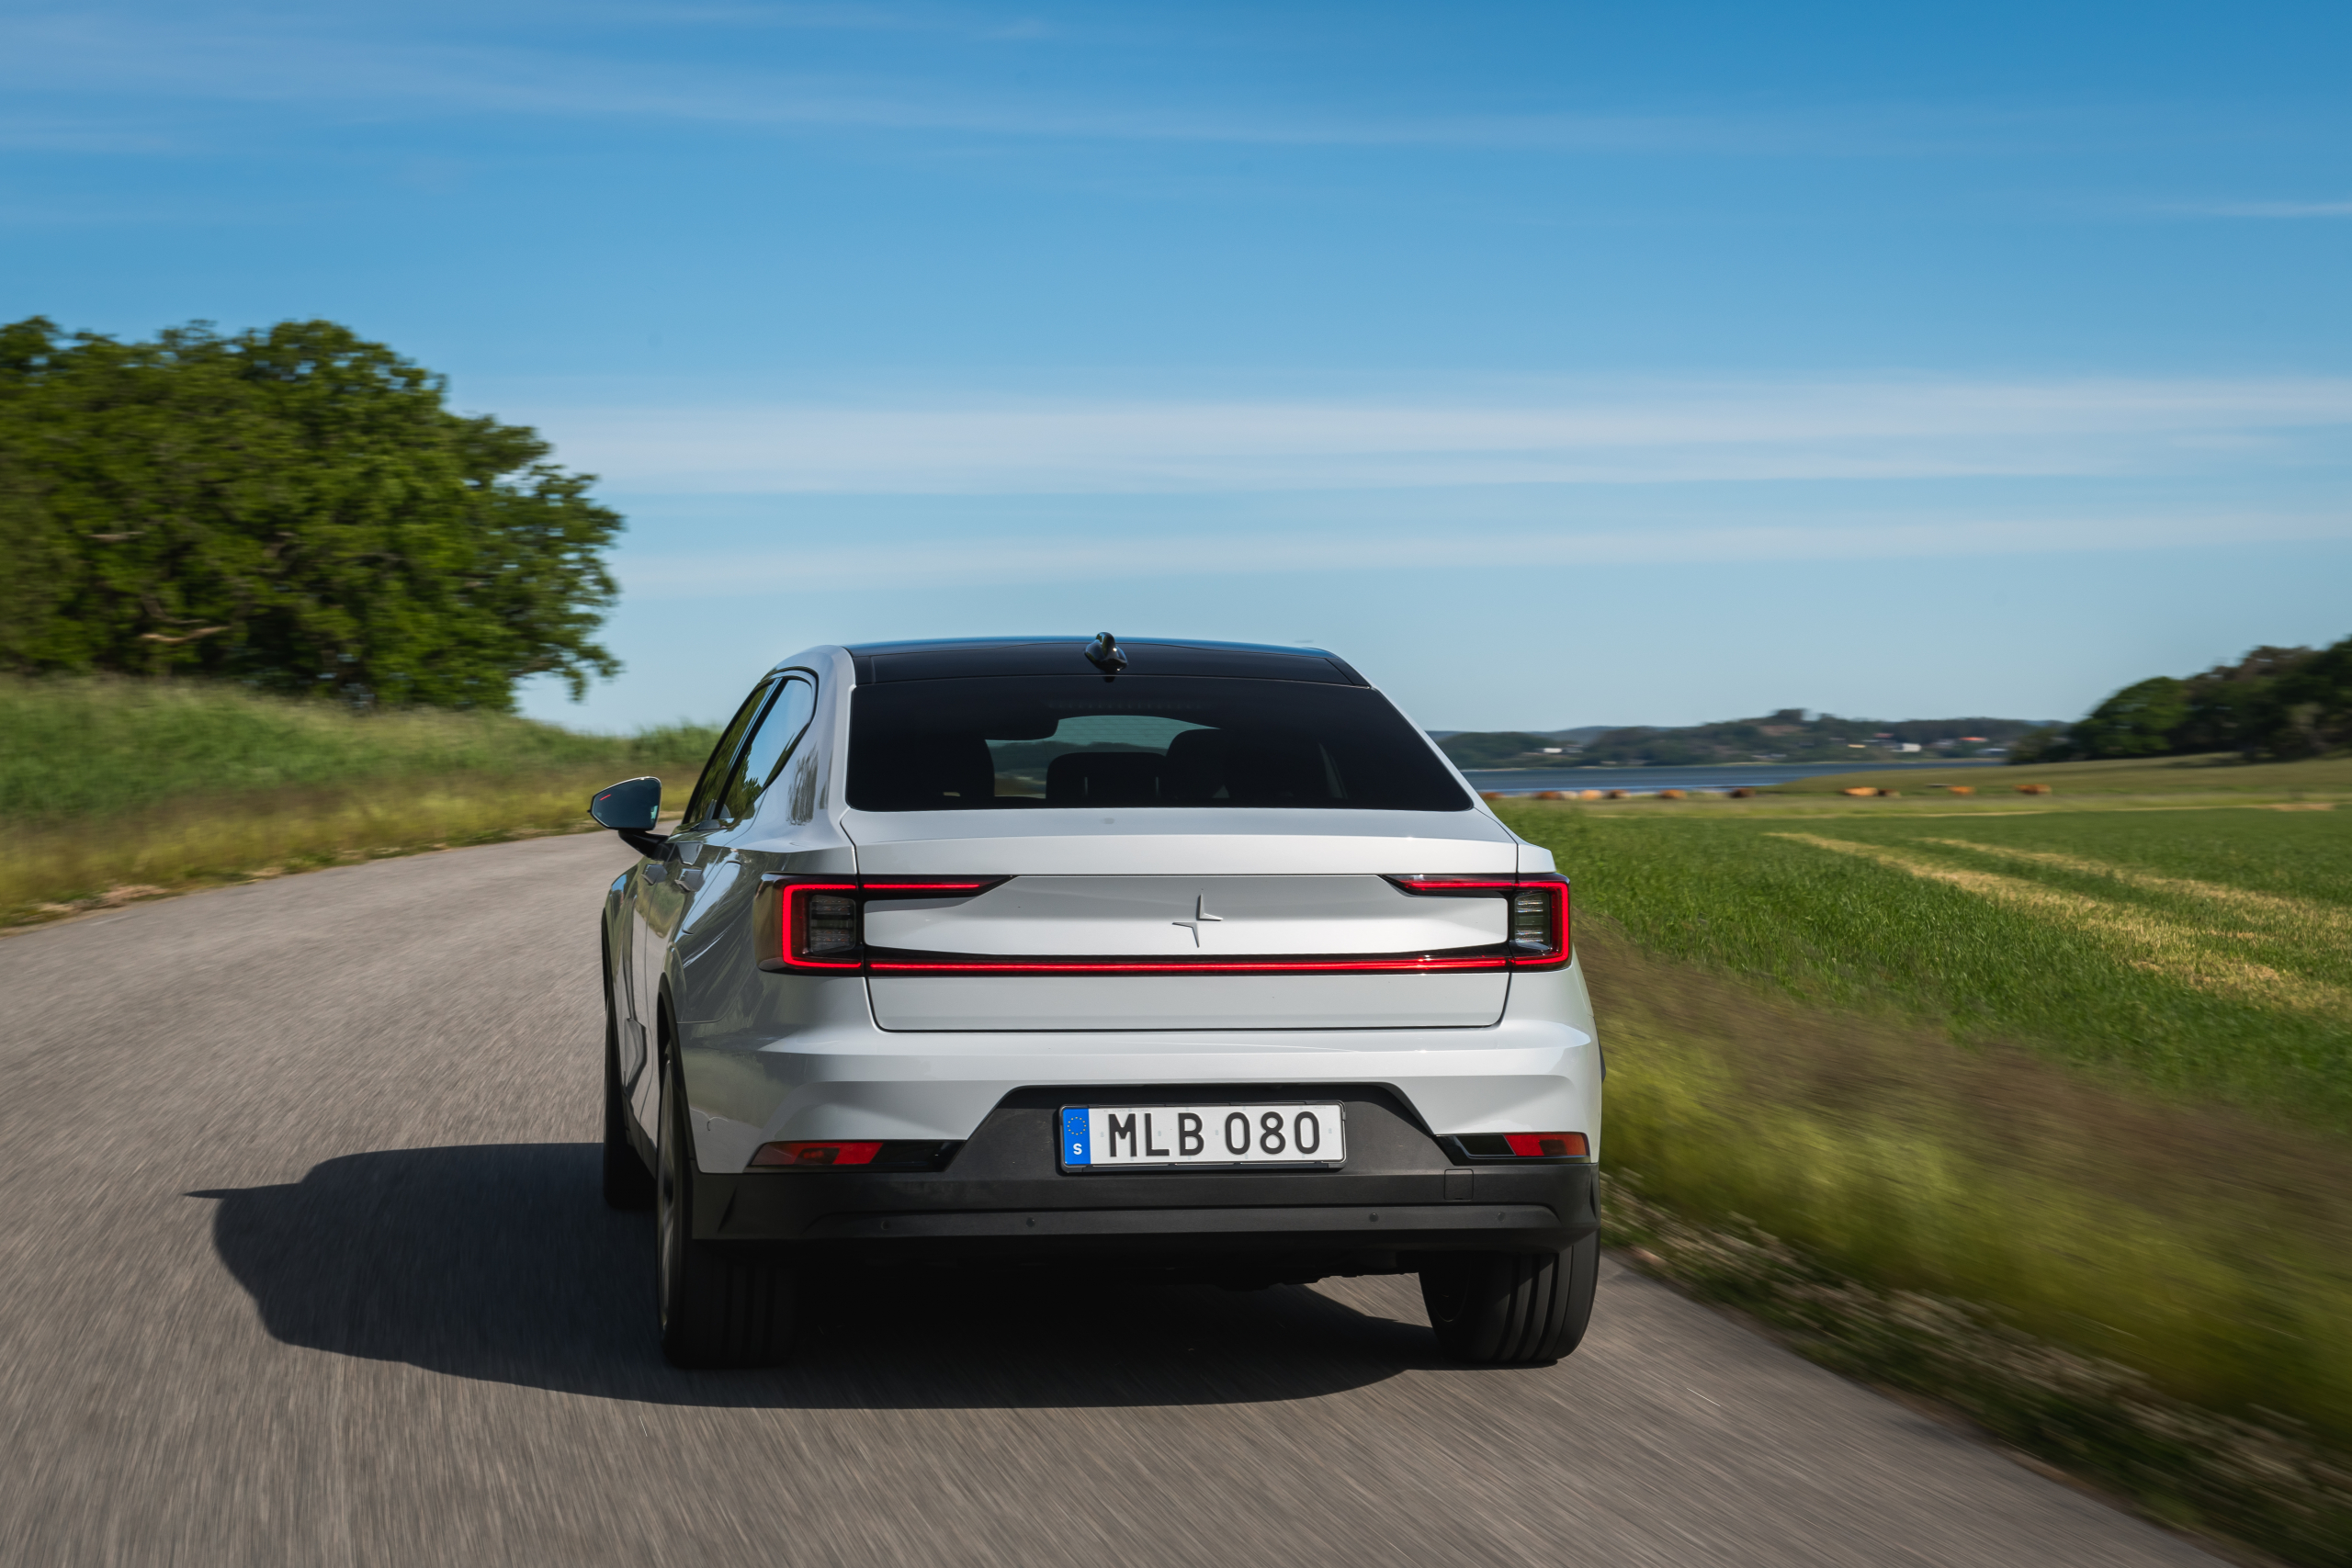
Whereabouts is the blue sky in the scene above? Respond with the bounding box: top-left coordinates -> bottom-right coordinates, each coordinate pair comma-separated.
5,0 -> 2347,732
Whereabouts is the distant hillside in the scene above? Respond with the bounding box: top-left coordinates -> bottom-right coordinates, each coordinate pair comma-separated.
1435,709 -> 2059,770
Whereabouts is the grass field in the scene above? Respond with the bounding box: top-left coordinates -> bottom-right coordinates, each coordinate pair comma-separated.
1770,750 -> 2352,798
1501,787 -> 2352,1462
1521,803 -> 2352,1125
0,676 -> 718,925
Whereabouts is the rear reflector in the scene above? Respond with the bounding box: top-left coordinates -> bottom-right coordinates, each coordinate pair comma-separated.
1445,1131 -> 1590,1162
750,1141 -> 882,1168
1503,1132 -> 1589,1159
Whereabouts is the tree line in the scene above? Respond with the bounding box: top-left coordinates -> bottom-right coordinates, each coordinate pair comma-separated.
0,317 -> 622,709
2013,637 -> 2352,763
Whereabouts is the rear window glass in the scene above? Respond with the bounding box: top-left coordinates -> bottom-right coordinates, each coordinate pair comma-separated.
846,675 -> 1469,812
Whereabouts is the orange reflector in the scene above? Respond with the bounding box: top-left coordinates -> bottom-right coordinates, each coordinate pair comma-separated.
750,1141 -> 883,1168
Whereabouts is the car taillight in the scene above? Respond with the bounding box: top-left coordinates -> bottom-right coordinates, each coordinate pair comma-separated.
759,876 -> 1010,973
771,881 -> 864,971
1384,873 -> 1571,968
798,893 -> 859,954
1508,880 -> 1568,965
750,1141 -> 882,1168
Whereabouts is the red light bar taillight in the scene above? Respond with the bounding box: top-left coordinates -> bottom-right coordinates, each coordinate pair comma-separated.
749,1141 -> 882,1168
1384,873 -> 1571,969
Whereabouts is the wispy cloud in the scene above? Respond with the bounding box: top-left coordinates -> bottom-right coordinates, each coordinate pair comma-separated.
581,3 -> 1056,40
0,114 -> 181,154
0,11 -> 2081,155
2167,199 -> 2352,219
614,510 -> 2352,598
520,378 -> 2352,494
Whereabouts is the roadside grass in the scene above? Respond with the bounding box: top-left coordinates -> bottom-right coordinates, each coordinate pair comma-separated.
1599,1158 -> 2352,1566
1500,791 -> 2352,1544
0,675 -> 718,926
0,674 -> 715,821
1574,928 -> 2352,1441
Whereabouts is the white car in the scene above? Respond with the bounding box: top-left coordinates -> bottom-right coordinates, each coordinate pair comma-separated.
590,636 -> 1602,1368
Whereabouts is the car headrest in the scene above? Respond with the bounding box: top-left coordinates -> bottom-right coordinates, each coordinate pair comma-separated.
1221,730 -> 1330,805
1161,728 -> 1229,803
1046,750 -> 1162,806
852,735 -> 999,809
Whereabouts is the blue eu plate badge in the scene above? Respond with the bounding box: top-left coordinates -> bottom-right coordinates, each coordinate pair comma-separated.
1061,1107 -> 1091,1167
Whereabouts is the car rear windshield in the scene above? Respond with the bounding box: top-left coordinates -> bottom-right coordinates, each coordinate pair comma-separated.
846,675 -> 1470,811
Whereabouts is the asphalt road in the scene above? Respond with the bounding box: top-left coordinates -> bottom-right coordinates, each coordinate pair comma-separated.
0,833 -> 2219,1568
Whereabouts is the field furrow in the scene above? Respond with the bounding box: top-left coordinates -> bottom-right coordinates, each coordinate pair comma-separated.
1769,831 -> 2352,1021
1925,838 -> 2352,941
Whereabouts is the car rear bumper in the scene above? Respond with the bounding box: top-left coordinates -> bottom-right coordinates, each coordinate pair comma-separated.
680,1013 -> 1601,1173
691,1086 -> 1599,1272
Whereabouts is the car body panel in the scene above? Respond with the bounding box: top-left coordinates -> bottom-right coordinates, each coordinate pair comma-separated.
858,869 -> 1512,1029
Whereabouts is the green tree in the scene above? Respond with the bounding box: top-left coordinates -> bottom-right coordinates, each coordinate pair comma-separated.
2005,724 -> 2077,765
2174,645 -> 2312,755
1437,730 -> 1568,768
2071,677 -> 2190,759
2260,637 -> 2352,758
0,317 -> 621,708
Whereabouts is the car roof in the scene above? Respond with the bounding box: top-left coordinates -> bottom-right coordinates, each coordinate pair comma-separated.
838,637 -> 1369,686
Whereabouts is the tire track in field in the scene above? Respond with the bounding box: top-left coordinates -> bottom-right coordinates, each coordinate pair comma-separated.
1768,833 -> 2352,1021
1923,840 -> 2352,942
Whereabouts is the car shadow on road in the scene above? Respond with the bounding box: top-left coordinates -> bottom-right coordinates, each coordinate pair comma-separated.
191,1143 -> 1448,1408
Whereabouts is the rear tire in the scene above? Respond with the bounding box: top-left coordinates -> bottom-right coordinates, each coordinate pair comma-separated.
655,1043 -> 793,1368
1420,1234 -> 1599,1364
601,954 -> 654,1211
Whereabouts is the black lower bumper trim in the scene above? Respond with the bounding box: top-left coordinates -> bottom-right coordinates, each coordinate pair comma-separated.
806,1201 -> 1565,1244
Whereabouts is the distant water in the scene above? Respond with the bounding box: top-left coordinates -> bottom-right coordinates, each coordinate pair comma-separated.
1462,759 -> 2006,796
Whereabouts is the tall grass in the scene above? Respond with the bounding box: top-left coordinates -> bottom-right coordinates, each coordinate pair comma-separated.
1581,931 -> 2352,1445
1499,795 -> 2352,1461
0,675 -> 720,922
0,674 -> 715,820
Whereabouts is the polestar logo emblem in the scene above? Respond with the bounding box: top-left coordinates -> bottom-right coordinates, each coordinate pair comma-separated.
1170,894 -> 1226,947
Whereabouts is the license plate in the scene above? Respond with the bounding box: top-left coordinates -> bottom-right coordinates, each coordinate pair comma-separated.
1058,1103 -> 1345,1169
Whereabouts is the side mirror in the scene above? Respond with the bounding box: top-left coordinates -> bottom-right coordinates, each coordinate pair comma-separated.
589,776 -> 670,858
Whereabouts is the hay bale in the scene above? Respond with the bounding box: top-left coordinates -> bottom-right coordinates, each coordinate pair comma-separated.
1943,785 -> 1974,795
1579,789 -> 1604,801
1534,790 -> 1568,801
1840,787 -> 1877,797
1604,789 -> 1629,800
1657,789 -> 1687,800
1480,791 -> 1504,801
2015,784 -> 2054,795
